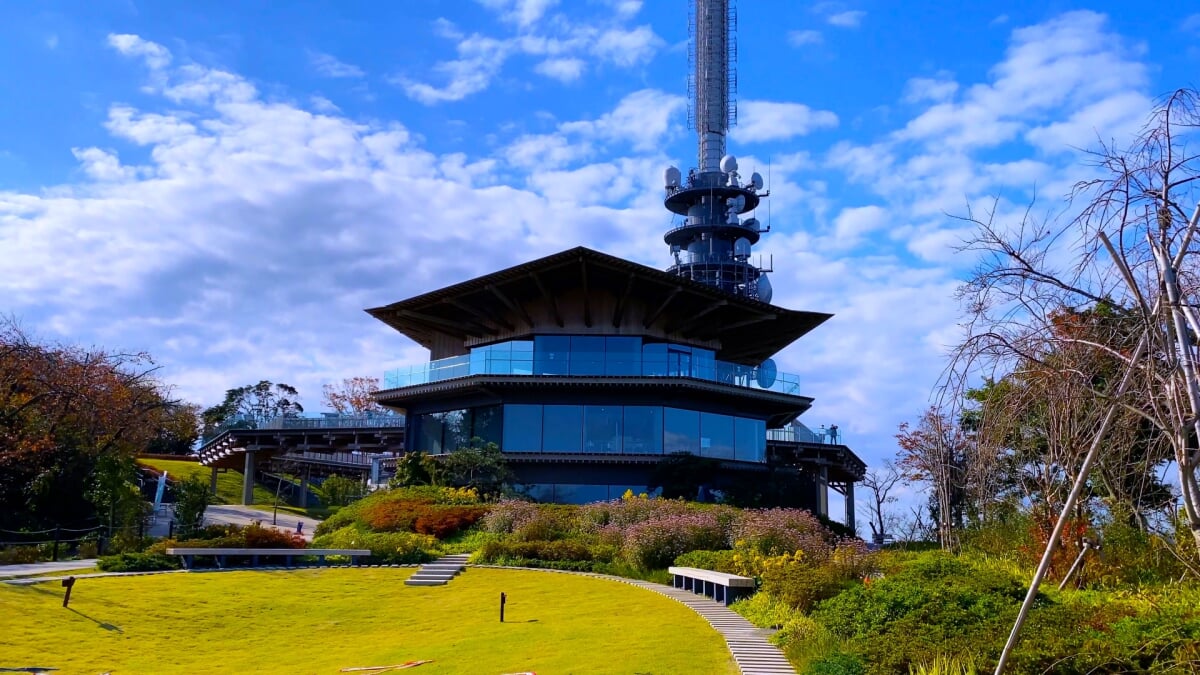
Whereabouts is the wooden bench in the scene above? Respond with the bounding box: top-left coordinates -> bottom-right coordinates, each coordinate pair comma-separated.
165,548 -> 371,570
668,566 -> 755,605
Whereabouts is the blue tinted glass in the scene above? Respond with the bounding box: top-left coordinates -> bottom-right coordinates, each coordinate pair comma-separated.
525,483 -> 554,503
502,404 -> 543,452
667,347 -> 692,377
584,405 -> 622,453
642,343 -> 667,376
472,405 -> 502,446
417,413 -> 444,454
701,412 -> 735,460
605,337 -> 641,375
534,336 -> 571,375
622,406 -> 663,455
511,340 -> 533,353
570,336 -> 605,375
542,405 -> 583,452
692,348 -> 717,381
608,485 -> 646,499
510,340 -> 534,374
664,407 -> 700,454
554,484 -> 609,504
735,417 -> 765,462
442,410 -> 470,451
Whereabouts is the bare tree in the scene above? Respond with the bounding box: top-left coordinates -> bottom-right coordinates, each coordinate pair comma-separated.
860,461 -> 901,545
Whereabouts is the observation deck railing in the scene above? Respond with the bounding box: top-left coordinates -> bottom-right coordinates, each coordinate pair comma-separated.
383,353 -> 802,396
767,426 -> 845,445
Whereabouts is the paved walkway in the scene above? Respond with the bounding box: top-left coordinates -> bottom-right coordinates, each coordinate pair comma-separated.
0,559 -> 99,578
203,505 -> 320,541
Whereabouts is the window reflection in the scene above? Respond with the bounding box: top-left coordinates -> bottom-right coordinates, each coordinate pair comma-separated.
664,407 -> 700,454
542,404 -> 583,452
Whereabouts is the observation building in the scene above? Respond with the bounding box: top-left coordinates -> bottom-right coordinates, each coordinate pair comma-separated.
196,0 -> 864,526
366,0 -> 864,523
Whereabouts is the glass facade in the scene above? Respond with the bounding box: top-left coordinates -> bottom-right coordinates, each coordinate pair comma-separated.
501,403 -> 766,462
384,335 -> 802,395
414,405 -> 501,453
524,484 -> 661,504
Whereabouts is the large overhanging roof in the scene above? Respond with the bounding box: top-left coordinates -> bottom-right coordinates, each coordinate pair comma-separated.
366,246 -> 831,365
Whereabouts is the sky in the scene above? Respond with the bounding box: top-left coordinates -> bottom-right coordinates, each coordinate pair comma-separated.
2,1 -> 1199,518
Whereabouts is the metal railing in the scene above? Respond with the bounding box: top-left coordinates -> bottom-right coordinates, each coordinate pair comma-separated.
767,426 -> 845,445
384,353 -> 802,396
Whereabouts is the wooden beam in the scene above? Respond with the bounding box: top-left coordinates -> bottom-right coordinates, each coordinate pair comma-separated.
397,309 -> 488,337
643,287 -> 683,328
667,300 -> 728,334
445,298 -> 514,332
612,274 -> 636,328
487,284 -> 535,328
581,258 -> 592,328
692,313 -> 775,339
530,272 -> 564,327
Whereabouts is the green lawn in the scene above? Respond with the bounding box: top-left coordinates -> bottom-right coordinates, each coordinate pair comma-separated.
0,568 -> 735,674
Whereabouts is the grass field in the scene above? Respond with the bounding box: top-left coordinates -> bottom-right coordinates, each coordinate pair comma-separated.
0,567 -> 735,674
137,458 -> 330,518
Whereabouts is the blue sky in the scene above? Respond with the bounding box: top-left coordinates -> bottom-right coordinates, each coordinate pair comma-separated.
2,1 -> 1199,519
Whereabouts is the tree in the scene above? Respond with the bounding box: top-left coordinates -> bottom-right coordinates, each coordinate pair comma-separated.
949,89 -> 1200,548
201,380 -> 303,433
173,474 -> 212,538
145,402 -> 201,455
896,408 -> 972,549
322,376 -> 384,415
438,439 -> 513,498
314,474 -> 365,507
0,318 -> 179,530
390,451 -> 439,487
860,461 -> 901,546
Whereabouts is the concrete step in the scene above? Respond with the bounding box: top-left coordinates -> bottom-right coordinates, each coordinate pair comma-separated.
404,578 -> 448,586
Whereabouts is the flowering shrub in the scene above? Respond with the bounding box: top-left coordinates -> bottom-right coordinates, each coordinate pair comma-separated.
412,505 -> 488,538
673,549 -> 737,573
148,523 -> 306,552
480,501 -> 575,541
623,511 -> 728,569
732,508 -> 837,560
311,525 -> 438,564
315,485 -> 482,536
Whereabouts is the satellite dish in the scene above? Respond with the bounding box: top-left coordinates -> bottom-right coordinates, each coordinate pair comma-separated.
720,154 -> 738,173
743,217 -> 760,232
750,172 -> 764,190
756,359 -> 777,389
731,194 -> 746,212
734,238 -> 752,259
664,166 -> 682,188
757,274 -> 773,303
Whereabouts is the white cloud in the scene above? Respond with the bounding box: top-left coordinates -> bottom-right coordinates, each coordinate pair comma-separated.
534,57 -> 585,83
309,95 -> 341,114
827,10 -> 866,28
788,30 -> 823,47
71,147 -> 136,182
107,33 -> 171,70
902,76 -> 958,104
833,205 -> 889,239
559,88 -> 685,151
309,51 -> 365,79
1182,14 -> 1200,34
394,35 -> 512,104
477,0 -> 559,28
591,26 -> 662,67
734,100 -> 839,143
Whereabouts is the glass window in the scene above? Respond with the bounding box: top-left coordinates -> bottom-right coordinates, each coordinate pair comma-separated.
534,336 -> 571,375
542,405 -> 583,452
701,412 -> 735,460
417,413 -> 444,454
605,337 -> 641,375
608,485 -> 647,499
735,417 -> 765,462
570,336 -> 605,375
502,404 -> 542,452
442,410 -> 469,451
642,342 -> 667,376
622,406 -> 663,455
584,405 -> 622,453
472,405 -> 502,446
554,484 -> 609,504
664,407 -> 700,454
691,348 -> 717,381
510,340 -> 534,375
667,347 -> 692,377
525,483 -> 554,503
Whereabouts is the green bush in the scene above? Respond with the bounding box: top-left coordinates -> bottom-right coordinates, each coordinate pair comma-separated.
475,539 -> 612,564
762,563 -> 851,613
97,552 -> 180,572
0,545 -> 42,564
77,540 -> 99,559
673,549 -> 736,572
314,486 -> 482,536
804,653 -> 866,675
311,525 -> 439,564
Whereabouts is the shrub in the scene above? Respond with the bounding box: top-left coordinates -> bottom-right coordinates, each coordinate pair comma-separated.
623,511 -> 727,569
804,653 -> 866,675
761,561 -> 852,613
311,526 -> 438,564
0,546 -> 41,565
481,501 -> 576,541
733,508 -> 837,560
315,486 -> 482,536
315,474 -> 365,507
77,540 -> 99,559
673,549 -> 736,573
413,505 -> 488,538
97,552 -> 180,572
173,474 -> 212,538
242,523 -> 307,549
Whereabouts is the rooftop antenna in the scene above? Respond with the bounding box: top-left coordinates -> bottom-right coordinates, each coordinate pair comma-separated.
663,0 -> 774,302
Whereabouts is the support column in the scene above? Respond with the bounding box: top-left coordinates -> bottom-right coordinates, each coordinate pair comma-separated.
844,481 -> 856,534
298,472 -> 309,509
242,450 -> 256,505
817,466 -> 829,519
210,466 -> 218,496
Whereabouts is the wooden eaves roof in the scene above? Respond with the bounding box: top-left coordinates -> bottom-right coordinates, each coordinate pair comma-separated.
366,246 -> 831,366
